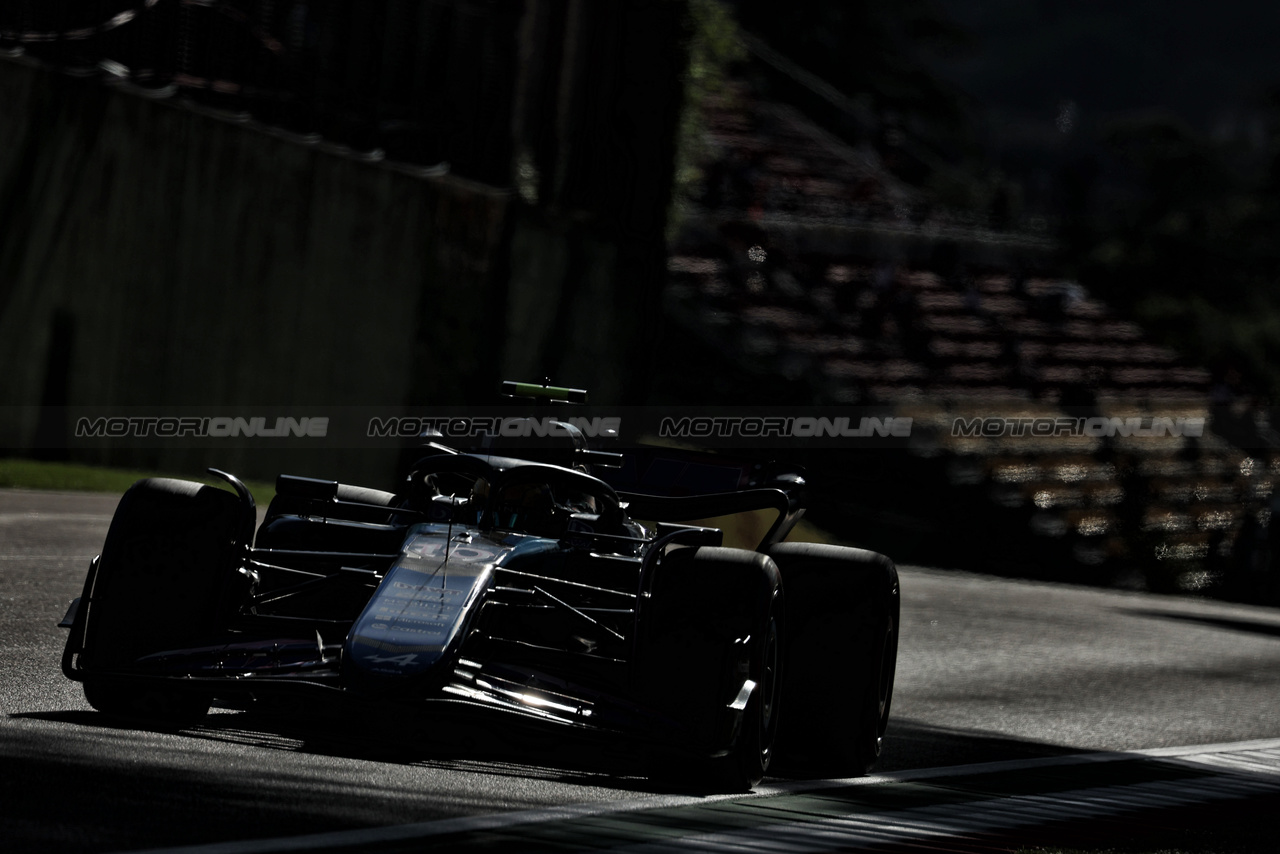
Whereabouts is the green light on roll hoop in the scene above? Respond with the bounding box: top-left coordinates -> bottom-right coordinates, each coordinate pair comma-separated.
500,381 -> 588,404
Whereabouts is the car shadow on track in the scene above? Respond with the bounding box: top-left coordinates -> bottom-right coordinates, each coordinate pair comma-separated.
15,708 -> 1086,792
12,707 -> 711,795
1121,607 -> 1280,640
850,717 -> 1082,776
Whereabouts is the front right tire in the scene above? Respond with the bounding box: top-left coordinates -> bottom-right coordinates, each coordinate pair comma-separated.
640,546 -> 784,791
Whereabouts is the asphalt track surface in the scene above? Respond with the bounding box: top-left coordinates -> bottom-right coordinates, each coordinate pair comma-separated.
4,487 -> 1280,852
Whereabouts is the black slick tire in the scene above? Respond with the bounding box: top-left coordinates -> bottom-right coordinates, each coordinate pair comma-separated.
766,542 -> 899,776
640,546 -> 784,791
77,478 -> 243,722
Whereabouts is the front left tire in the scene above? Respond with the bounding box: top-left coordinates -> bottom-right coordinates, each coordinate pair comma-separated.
73,478 -> 244,723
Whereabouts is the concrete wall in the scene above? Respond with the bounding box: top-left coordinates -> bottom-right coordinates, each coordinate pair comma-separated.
0,58 -> 511,484
0,0 -> 687,488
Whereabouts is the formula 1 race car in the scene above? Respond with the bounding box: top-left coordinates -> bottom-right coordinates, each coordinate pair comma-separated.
58,399 -> 899,790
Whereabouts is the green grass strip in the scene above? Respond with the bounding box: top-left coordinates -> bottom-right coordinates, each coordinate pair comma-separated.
0,458 -> 275,502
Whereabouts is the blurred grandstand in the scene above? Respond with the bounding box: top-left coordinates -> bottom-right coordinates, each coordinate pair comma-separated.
657,79 -> 1280,604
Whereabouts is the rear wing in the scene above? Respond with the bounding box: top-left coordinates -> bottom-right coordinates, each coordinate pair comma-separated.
601,446 -> 806,496
606,447 -> 808,549
619,487 -> 804,550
